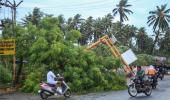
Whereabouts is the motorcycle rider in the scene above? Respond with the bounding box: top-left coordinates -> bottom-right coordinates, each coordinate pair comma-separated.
158,64 -> 165,74
156,63 -> 166,80
47,68 -> 58,94
147,65 -> 157,83
147,65 -> 157,76
136,66 -> 145,78
39,68 -> 70,99
136,66 -> 145,86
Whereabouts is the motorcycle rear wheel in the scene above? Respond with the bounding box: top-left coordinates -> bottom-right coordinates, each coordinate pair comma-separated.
128,84 -> 137,97
161,74 -> 164,80
40,90 -> 49,100
64,89 -> 71,98
152,85 -> 156,89
145,86 -> 152,96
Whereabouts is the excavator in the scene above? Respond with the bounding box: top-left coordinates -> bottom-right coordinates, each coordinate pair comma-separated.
87,35 -> 134,76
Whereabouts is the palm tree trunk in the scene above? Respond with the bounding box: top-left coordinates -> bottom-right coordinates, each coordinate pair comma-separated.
120,18 -> 122,32
150,30 -> 160,54
141,36 -> 144,53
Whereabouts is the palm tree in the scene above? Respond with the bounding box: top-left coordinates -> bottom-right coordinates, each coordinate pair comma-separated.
93,18 -> 103,41
79,16 -> 94,45
72,14 -> 84,30
102,13 -> 113,35
57,14 -> 66,33
159,29 -> 170,55
147,4 -> 170,54
136,27 -> 153,53
66,14 -> 84,30
22,7 -> 43,26
136,27 -> 145,52
112,0 -> 133,30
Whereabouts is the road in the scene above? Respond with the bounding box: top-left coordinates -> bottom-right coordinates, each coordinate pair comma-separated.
0,75 -> 170,100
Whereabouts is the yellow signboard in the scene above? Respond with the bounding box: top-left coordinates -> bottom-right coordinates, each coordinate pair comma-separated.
0,39 -> 15,55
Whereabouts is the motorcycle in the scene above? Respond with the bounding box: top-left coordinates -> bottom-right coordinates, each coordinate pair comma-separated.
159,73 -> 164,80
157,70 -> 164,80
148,75 -> 158,89
128,77 -> 152,97
156,67 -> 165,80
38,74 -> 71,99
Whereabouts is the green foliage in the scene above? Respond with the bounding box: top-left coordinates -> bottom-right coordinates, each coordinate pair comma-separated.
168,58 -> 170,64
65,30 -> 81,42
118,45 -> 129,53
18,16 -> 126,94
21,68 -> 45,93
103,57 -> 121,70
23,43 -> 126,93
136,27 -> 153,54
22,7 -> 43,26
132,54 -> 154,66
159,30 -> 170,56
0,65 -> 12,84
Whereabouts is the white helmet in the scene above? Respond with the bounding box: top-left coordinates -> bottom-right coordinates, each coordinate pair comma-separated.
149,65 -> 154,69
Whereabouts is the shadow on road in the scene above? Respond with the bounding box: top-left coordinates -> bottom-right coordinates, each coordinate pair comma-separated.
43,96 -> 70,100
128,95 -> 153,100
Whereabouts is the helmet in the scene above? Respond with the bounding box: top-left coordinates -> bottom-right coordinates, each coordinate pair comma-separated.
57,74 -> 60,77
149,65 -> 154,69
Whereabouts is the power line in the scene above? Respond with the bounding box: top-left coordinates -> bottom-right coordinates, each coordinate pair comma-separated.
58,0 -> 113,7
129,0 -> 141,2
19,0 -> 142,13
16,0 -> 143,20
20,0 -> 114,9
41,3 -> 114,10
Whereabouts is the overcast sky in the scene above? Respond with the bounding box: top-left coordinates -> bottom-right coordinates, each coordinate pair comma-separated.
1,0 -> 170,35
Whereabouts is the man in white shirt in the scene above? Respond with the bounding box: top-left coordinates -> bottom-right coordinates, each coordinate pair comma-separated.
47,70 -> 58,87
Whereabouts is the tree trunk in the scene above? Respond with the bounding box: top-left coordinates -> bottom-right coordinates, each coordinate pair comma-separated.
120,20 -> 122,32
141,36 -> 144,53
15,57 -> 23,84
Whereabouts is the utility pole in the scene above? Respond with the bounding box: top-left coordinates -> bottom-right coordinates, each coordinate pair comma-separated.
0,0 -> 5,31
0,0 -> 23,87
4,0 -> 23,37
6,0 -> 23,24
0,0 -> 23,36
6,0 -> 23,86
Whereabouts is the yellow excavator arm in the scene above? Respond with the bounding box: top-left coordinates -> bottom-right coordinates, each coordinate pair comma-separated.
87,35 -> 132,74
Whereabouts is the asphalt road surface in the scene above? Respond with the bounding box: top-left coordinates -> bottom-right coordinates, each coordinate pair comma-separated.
1,75 -> 170,100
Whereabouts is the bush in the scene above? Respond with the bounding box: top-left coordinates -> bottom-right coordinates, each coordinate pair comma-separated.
21,68 -> 44,93
132,54 -> 154,66
0,65 -> 12,84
